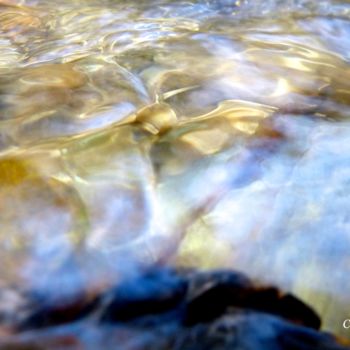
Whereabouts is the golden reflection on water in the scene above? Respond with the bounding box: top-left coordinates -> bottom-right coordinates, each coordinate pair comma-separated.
1,0 -> 350,338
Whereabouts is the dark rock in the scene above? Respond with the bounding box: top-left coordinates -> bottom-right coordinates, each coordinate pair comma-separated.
182,269 -> 320,329
173,313 -> 346,350
0,268 -> 348,350
100,268 -> 187,323
17,291 -> 100,331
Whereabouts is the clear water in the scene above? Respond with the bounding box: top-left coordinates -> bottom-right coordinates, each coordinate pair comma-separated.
1,0 -> 350,339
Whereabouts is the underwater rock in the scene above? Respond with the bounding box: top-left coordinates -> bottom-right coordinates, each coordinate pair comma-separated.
1,268 -> 349,349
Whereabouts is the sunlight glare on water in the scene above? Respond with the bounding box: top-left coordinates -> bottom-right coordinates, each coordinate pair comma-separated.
1,0 -> 350,338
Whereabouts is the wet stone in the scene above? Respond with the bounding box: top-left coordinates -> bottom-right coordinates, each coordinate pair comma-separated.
182,269 -> 321,329
100,268 -> 187,323
2,268 -> 348,350
17,292 -> 100,331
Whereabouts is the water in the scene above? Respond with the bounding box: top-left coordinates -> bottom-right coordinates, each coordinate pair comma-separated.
1,0 -> 350,340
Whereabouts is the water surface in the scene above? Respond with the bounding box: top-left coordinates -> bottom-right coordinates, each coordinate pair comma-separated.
1,0 -> 350,338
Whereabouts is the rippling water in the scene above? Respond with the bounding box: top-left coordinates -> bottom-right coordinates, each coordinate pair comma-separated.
1,0 -> 350,340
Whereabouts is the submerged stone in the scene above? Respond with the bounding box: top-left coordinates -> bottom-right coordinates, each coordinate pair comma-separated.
1,268 -> 347,350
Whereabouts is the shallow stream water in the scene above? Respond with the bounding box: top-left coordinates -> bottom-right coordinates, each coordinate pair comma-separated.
1,0 -> 350,340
